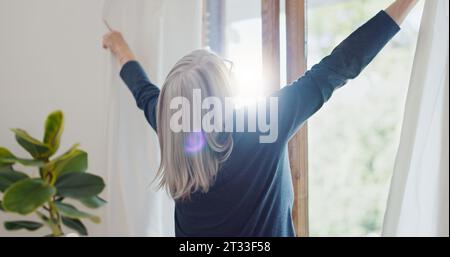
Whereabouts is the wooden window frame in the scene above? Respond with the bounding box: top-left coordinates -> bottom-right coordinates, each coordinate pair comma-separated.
203,0 -> 309,237
202,0 -> 226,55
261,0 -> 308,237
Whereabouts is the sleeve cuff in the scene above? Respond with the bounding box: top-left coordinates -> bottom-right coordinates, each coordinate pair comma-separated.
119,60 -> 146,86
120,60 -> 155,91
379,10 -> 401,32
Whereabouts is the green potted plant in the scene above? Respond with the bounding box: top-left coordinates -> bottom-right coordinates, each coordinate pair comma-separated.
0,110 -> 106,236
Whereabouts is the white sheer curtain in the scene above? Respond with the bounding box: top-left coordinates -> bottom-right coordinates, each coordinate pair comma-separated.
102,0 -> 202,236
383,0 -> 449,237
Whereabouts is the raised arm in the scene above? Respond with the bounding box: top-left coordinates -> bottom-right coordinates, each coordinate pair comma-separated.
103,25 -> 160,131
276,0 -> 419,140
119,61 -> 160,131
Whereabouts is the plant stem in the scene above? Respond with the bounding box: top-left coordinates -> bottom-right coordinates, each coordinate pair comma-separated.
41,159 -> 63,236
48,201 -> 63,236
36,210 -> 61,237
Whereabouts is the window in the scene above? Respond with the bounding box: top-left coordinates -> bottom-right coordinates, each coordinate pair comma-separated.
308,0 -> 423,236
204,0 -> 264,98
204,0 -> 424,236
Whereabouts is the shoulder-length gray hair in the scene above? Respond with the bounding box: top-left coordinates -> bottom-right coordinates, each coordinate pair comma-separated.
155,49 -> 234,200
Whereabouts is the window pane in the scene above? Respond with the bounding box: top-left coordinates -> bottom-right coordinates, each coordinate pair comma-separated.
205,0 -> 264,98
308,0 -> 423,236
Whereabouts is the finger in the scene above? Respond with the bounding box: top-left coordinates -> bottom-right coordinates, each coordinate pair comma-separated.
102,36 -> 107,49
103,19 -> 114,32
102,38 -> 109,49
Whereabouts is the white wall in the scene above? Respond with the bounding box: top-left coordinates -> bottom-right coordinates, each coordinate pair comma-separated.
0,0 -> 108,236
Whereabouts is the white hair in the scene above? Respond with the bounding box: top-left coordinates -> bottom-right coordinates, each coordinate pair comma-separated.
155,49 -> 234,200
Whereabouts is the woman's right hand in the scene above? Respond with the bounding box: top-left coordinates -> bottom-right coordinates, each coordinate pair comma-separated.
385,0 -> 419,25
102,21 -> 136,67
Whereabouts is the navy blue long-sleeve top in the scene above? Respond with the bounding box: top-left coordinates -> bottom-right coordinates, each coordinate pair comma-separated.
120,11 -> 400,237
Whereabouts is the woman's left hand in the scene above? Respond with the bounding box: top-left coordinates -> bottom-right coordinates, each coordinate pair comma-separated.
102,22 -> 136,67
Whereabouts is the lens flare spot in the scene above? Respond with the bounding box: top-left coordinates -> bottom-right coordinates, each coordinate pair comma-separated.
184,132 -> 206,153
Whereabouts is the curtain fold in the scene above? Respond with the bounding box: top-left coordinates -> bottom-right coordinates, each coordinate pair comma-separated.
383,0 -> 449,237
102,0 -> 202,236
